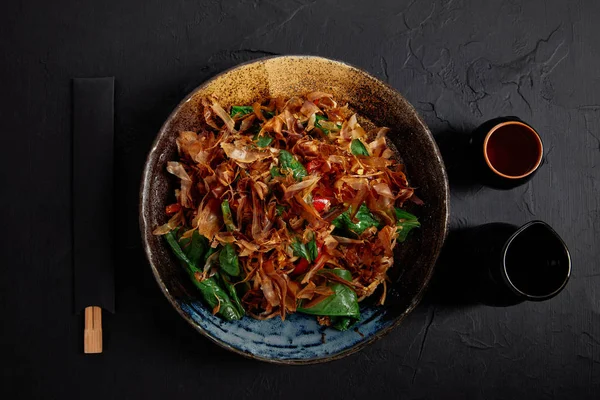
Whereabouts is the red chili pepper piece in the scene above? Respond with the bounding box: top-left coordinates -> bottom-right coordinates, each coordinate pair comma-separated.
312,196 -> 331,213
293,258 -> 310,275
292,243 -> 323,275
165,203 -> 181,215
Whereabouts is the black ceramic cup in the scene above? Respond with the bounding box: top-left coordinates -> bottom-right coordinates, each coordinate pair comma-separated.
467,221 -> 571,305
471,117 -> 544,189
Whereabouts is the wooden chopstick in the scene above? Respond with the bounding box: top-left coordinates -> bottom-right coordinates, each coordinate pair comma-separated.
84,306 -> 102,354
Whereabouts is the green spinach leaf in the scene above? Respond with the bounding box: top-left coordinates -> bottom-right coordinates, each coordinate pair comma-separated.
291,236 -> 317,262
331,316 -> 356,331
219,243 -> 240,277
217,272 -> 245,316
297,269 -> 360,319
196,277 -> 243,321
221,200 -> 236,232
164,231 -> 242,321
230,105 -> 254,118
179,230 -> 208,269
165,230 -> 198,272
307,237 -> 318,262
395,208 -> 420,242
332,204 -> 382,235
315,114 -> 342,135
278,150 -> 307,181
270,166 -> 284,178
350,139 -> 369,156
255,134 -> 273,147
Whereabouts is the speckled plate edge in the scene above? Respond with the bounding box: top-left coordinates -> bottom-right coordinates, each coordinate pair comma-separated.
139,55 -> 450,364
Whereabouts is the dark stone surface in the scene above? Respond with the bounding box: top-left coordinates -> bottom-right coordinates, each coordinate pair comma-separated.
1,0 -> 598,398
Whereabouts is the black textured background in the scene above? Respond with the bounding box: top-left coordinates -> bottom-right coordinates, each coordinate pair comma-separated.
1,0 -> 599,398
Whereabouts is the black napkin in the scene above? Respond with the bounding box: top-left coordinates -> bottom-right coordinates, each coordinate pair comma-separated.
72,77 -> 115,314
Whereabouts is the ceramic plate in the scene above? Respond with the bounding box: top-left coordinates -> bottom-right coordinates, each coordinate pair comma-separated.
140,56 -> 449,364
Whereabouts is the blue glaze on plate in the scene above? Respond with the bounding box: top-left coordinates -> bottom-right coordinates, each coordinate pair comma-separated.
178,299 -> 391,361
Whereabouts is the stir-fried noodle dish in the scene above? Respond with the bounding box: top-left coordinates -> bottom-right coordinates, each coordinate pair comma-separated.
154,92 -> 421,331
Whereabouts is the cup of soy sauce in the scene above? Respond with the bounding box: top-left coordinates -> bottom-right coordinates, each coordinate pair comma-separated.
471,117 -> 544,189
469,221 -> 571,305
